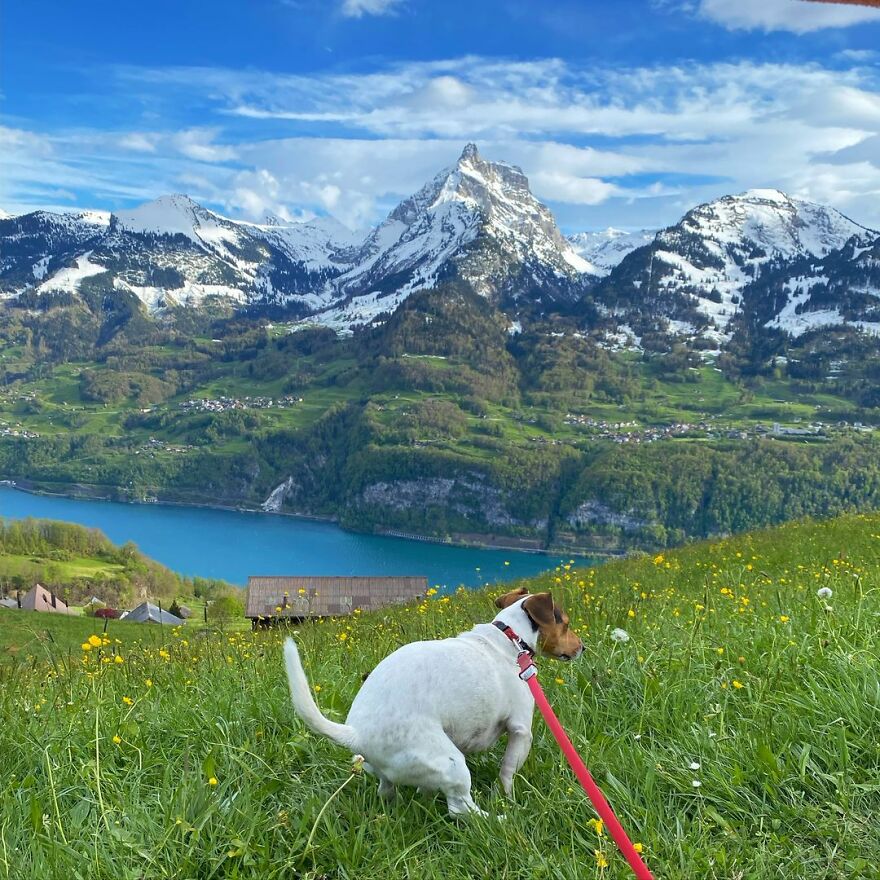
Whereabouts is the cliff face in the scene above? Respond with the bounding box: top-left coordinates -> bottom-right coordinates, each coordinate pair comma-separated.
357,474 -> 548,531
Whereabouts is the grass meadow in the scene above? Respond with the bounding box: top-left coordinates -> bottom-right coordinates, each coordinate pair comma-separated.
1,513 -> 879,879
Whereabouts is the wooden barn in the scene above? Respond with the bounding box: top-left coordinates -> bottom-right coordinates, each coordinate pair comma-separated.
245,576 -> 428,622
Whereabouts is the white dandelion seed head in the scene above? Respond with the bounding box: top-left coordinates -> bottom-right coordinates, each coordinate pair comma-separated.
611,628 -> 630,643
692,780 -> 702,788
817,587 -> 833,599
689,761 -> 701,770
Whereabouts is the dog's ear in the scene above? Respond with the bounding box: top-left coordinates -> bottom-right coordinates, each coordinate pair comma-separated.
523,591 -> 555,626
494,587 -> 528,609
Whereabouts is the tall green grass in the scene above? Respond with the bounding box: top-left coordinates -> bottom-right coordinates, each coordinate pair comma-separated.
1,513 -> 879,879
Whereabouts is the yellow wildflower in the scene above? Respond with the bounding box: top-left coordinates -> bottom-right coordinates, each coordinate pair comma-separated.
589,818 -> 604,836
594,850 -> 609,869
122,696 -> 133,706
81,643 -> 92,652
733,680 -> 744,689
208,777 -> 218,787
114,655 -> 124,664
88,635 -> 102,648
112,735 -> 121,745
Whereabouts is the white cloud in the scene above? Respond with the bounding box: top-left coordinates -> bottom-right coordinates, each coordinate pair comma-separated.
341,0 -> 403,17
697,0 -> 880,33
4,56 -> 880,231
119,132 -> 158,153
172,128 -> 237,162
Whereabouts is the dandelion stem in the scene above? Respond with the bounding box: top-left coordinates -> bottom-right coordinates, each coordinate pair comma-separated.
44,747 -> 68,845
302,771 -> 359,859
94,705 -> 110,831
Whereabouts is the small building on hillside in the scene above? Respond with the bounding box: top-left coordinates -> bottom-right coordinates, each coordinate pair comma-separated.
20,584 -> 71,614
126,602 -> 184,625
246,576 -> 428,622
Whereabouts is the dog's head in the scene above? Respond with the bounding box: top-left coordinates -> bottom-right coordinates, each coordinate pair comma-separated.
494,587 -> 583,661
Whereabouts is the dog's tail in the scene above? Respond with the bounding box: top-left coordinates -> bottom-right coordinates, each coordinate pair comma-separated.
283,638 -> 357,750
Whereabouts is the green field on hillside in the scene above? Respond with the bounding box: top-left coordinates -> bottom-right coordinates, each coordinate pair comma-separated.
2,512 -> 879,879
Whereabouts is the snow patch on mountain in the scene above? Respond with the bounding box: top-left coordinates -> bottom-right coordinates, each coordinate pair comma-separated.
32,256 -> 50,281
37,253 -> 106,293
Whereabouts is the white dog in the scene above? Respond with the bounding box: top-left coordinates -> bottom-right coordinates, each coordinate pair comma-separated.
283,587 -> 583,816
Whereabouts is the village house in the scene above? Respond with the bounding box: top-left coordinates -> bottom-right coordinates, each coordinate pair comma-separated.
19,583 -> 71,614
124,602 -> 185,625
245,576 -> 428,623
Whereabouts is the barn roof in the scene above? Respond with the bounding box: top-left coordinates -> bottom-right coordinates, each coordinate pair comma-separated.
126,602 -> 184,625
245,575 -> 427,619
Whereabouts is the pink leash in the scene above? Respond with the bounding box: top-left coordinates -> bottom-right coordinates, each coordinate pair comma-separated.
497,623 -> 654,880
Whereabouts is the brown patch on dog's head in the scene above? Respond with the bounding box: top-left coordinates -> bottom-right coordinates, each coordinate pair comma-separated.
494,587 -> 528,609
522,592 -> 583,661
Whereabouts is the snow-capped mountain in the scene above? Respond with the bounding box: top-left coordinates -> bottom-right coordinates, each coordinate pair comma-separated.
591,189 -> 874,345
742,231 -> 880,339
0,146 -> 589,325
567,227 -> 657,276
3,156 -> 879,349
1,195 -> 360,312
311,143 -> 590,328
0,209 -> 110,292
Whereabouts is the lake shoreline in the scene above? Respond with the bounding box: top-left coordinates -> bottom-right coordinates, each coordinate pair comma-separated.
1,480 -> 612,559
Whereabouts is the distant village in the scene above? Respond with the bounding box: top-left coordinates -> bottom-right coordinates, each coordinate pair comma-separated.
178,395 -> 304,414
1,583 -> 190,625
1,577 -> 429,627
561,414 -> 875,444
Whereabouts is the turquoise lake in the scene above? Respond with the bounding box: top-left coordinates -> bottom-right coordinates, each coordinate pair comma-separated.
0,486 -> 576,588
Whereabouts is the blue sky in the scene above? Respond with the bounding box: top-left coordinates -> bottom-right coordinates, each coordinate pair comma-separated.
2,0 -> 880,231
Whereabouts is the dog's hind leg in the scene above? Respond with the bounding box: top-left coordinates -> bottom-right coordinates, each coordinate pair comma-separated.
437,748 -> 487,817
383,732 -> 488,816
499,724 -> 532,798
377,777 -> 397,800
